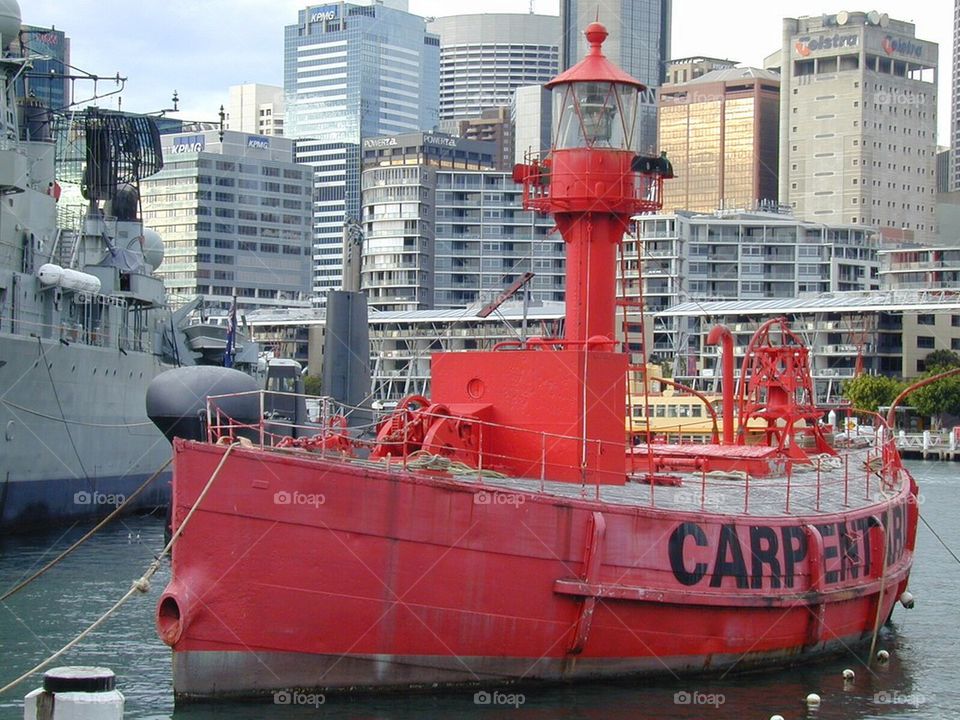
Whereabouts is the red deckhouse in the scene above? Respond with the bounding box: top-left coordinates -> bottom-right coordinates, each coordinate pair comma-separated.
153,24 -> 918,702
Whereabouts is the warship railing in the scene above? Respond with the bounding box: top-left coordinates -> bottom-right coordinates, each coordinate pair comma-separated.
203,390 -> 912,516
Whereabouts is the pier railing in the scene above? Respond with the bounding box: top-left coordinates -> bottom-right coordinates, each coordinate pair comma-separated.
203,390 -> 912,516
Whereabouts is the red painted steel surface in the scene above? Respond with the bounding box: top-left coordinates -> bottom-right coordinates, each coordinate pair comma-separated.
431,349 -> 626,485
545,23 -> 646,90
160,439 -> 914,698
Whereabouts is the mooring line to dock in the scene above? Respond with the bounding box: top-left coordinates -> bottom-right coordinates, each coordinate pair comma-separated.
919,512 -> 960,566
0,458 -> 172,602
0,444 -> 236,696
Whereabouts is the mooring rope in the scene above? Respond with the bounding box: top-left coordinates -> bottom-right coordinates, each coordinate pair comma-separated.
0,458 -> 172,602
404,450 -> 507,478
0,443 -> 237,696
919,512 -> 960,566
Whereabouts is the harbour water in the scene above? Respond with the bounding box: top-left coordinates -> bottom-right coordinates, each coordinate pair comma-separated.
0,459 -> 957,719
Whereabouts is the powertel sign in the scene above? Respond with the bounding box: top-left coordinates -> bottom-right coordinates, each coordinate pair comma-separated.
363,137 -> 398,149
795,32 -> 858,57
423,134 -> 457,149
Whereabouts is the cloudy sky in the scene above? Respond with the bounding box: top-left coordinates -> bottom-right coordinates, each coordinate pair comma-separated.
23,0 -> 953,146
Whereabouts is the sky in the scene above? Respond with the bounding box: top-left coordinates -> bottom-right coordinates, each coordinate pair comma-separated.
23,0 -> 953,147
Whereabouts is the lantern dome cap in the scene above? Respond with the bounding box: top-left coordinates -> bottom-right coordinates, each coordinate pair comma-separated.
545,22 -> 646,90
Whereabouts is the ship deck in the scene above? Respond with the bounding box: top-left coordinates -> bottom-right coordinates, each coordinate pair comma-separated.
469,444 -> 891,517
206,391 -> 905,520
311,442 -> 900,519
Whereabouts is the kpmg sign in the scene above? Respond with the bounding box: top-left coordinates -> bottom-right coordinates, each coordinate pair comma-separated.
794,33 -> 858,56
309,4 -> 338,23
247,136 -> 270,149
171,134 -> 205,153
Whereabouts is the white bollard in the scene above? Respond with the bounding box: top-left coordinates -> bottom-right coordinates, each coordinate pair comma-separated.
24,667 -> 123,720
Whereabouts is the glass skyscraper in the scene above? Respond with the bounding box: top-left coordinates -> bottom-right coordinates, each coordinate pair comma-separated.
15,25 -> 70,112
953,0 -> 959,191
561,0 -> 671,154
284,2 -> 439,300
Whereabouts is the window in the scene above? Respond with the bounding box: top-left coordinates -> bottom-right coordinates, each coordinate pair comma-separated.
918,314 -> 935,326
917,335 -> 935,349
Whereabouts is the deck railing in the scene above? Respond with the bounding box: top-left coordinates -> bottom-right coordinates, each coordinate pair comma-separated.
203,390 -> 912,516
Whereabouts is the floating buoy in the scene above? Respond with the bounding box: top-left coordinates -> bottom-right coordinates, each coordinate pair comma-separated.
842,668 -> 855,681
899,591 -> 915,609
770,715 -> 785,720
877,649 -> 890,663
806,692 -> 821,707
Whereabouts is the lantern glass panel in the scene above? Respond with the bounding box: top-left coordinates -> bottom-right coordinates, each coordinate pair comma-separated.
553,81 -> 636,150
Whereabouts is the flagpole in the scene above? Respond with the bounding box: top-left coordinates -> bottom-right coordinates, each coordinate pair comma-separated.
224,293 -> 237,368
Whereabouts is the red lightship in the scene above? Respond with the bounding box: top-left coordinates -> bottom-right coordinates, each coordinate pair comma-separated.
154,24 -> 918,700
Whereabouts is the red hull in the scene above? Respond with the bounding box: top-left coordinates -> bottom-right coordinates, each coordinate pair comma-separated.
160,439 -> 914,699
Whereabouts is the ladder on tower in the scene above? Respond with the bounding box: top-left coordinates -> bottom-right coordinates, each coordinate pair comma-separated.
617,231 -> 650,448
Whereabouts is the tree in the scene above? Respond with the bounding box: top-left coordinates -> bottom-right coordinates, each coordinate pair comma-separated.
924,349 -> 960,371
303,374 -> 323,396
907,373 -> 960,430
842,374 -> 903,414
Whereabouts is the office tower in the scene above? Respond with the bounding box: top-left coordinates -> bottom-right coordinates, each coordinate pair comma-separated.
426,13 -> 560,122
953,0 -> 959,190
226,84 -> 285,136
360,132 -> 561,311
665,57 -> 737,85
512,84 -> 552,163
937,147 -> 952,193
455,107 -> 514,170
141,130 -> 313,312
767,11 -> 938,243
561,0 -> 671,152
15,25 -> 70,111
658,67 -> 780,213
284,2 -> 440,301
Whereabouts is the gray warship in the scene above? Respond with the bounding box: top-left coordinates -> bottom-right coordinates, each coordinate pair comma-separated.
0,1 -> 251,531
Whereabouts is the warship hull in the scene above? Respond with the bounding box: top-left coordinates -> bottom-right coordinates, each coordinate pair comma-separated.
0,331 -> 173,531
